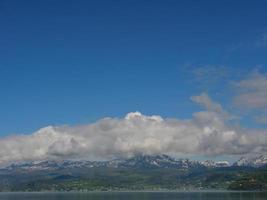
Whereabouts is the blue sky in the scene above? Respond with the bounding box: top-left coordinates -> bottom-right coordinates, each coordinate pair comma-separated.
0,0 -> 267,147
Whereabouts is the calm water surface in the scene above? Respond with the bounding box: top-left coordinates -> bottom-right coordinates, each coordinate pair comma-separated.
0,192 -> 266,200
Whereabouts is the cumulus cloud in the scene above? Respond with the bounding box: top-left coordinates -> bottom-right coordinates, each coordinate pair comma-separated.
0,94 -> 267,165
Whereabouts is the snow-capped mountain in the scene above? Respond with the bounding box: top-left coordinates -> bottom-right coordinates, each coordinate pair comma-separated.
2,154 -> 235,172
4,159 -> 122,172
118,154 -> 204,169
233,155 -> 267,168
201,160 -> 230,168
1,154 -> 266,192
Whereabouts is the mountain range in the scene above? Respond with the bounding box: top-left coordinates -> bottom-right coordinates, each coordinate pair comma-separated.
2,154 -> 266,172
0,154 -> 266,191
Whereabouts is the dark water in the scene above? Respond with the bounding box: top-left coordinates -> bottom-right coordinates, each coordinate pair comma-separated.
0,192 -> 266,200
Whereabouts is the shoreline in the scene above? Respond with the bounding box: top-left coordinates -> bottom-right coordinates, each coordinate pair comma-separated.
0,190 -> 266,194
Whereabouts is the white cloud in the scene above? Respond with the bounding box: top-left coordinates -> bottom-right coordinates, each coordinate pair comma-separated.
191,93 -> 230,120
233,70 -> 267,110
0,94 -> 267,165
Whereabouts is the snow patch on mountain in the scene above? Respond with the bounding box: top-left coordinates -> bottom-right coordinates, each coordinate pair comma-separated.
233,155 -> 267,167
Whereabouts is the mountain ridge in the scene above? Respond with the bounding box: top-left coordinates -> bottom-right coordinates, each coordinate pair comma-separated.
0,154 -> 267,191
233,155 -> 267,168
2,154 -> 266,172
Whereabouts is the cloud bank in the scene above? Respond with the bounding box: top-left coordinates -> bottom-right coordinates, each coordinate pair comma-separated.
1,93 -> 267,165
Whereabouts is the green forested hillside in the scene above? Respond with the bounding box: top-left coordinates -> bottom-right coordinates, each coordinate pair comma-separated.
228,170 -> 267,191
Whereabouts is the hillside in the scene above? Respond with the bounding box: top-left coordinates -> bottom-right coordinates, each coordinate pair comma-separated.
228,170 -> 267,191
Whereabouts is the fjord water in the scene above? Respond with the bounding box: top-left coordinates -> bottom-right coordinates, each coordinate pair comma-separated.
0,192 -> 266,200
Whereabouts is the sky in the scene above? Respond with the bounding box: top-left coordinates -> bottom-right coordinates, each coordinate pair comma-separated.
0,0 -> 267,164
